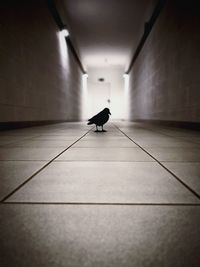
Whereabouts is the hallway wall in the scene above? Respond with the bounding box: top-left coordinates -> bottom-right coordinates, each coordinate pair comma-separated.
129,0 -> 200,123
0,0 -> 82,124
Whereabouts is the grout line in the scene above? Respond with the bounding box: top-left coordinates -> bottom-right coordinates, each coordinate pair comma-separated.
116,122 -> 200,145
0,147 -> 149,150
53,160 -> 155,162
113,123 -> 200,200
2,202 -> 200,206
1,127 -> 94,203
0,160 -> 50,162
0,160 -> 155,162
55,160 -> 200,163
160,162 -> 200,165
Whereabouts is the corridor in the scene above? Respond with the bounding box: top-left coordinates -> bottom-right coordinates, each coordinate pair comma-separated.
1,0 -> 200,266
0,122 -> 200,266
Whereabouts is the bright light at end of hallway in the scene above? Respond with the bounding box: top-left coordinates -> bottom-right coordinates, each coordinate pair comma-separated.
123,73 -> 130,120
81,73 -> 89,120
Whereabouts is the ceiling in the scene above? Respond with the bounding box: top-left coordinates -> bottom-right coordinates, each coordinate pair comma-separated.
57,0 -> 157,71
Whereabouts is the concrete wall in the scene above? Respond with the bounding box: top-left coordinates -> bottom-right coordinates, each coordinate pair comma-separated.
0,0 -> 82,123
129,0 -> 200,123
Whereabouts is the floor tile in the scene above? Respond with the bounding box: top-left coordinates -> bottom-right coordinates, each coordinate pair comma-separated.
7,162 -> 199,203
0,140 -> 15,146
131,137 -> 199,148
83,135 -> 128,140
56,147 -> 153,162
73,139 -> 137,148
37,133 -> 84,137
0,205 -> 200,267
0,130 -> 42,137
1,122 -> 200,267
5,140 -> 75,148
86,131 -> 124,137
120,129 -> 158,136
152,128 -> 200,137
146,147 -> 200,162
0,161 -> 45,200
0,136 -> 31,146
179,137 -> 200,144
0,147 -> 63,161
42,131 -> 87,136
125,133 -> 167,140
163,162 -> 200,194
32,135 -> 79,141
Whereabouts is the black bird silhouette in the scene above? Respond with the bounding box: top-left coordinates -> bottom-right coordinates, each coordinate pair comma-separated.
87,108 -> 111,132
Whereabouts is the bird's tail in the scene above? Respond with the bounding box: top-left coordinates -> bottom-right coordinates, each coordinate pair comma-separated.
87,121 -> 93,125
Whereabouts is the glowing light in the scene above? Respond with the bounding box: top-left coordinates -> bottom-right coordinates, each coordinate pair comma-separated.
123,73 -> 130,119
81,74 -> 89,120
123,73 -> 129,79
57,30 -> 69,68
85,67 -> 125,120
83,73 -> 88,78
123,73 -> 129,91
61,29 -> 69,38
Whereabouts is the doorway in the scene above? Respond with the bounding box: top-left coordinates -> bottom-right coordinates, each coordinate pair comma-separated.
87,81 -> 111,117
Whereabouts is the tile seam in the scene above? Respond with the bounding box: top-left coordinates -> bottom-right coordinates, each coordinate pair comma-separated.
1,127 -> 94,202
113,123 -> 200,200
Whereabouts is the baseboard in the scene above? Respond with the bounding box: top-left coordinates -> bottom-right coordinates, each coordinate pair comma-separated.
133,119 -> 200,130
0,120 -> 75,131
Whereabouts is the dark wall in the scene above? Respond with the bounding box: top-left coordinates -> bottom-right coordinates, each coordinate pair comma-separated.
129,0 -> 200,123
0,0 -> 82,123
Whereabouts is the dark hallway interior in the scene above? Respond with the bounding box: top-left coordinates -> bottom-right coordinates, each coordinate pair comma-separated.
0,0 -> 200,266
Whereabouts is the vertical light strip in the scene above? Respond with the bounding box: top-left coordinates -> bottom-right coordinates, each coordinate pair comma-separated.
57,31 -> 68,68
82,74 -> 89,120
123,74 -> 130,120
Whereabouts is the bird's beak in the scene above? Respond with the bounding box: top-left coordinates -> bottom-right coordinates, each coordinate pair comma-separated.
109,112 -> 111,115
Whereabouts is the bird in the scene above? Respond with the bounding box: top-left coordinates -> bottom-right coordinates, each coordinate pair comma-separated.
87,108 -> 111,132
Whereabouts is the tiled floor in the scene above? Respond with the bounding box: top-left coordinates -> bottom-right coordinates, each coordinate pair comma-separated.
0,121 -> 200,266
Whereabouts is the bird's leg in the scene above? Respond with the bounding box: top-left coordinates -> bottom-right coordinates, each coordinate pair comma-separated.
95,125 -> 99,132
102,125 -> 107,132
